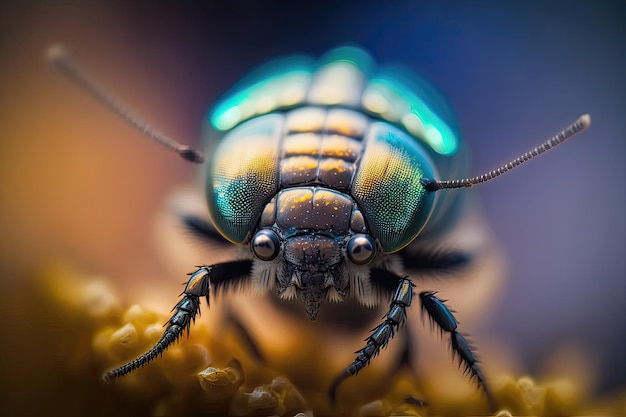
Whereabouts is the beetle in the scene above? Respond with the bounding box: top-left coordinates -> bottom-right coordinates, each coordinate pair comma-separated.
48,44 -> 589,409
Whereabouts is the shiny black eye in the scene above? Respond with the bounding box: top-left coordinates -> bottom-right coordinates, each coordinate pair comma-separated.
251,229 -> 280,261
346,234 -> 376,265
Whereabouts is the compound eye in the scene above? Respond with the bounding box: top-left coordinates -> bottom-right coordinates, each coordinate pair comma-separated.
346,234 -> 376,265
251,229 -> 280,261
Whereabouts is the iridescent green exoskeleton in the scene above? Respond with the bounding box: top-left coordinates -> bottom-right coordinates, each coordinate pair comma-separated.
205,47 -> 466,318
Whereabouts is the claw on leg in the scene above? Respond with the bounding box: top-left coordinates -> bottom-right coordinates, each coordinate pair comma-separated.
329,277 -> 413,404
419,291 -> 496,409
102,260 -> 252,382
102,267 -> 210,382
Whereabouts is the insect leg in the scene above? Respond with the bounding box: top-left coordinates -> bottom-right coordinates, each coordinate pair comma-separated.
103,260 -> 252,382
419,291 -> 494,406
328,277 -> 413,404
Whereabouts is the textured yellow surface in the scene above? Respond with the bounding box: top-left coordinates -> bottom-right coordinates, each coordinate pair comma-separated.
17,261 -> 622,417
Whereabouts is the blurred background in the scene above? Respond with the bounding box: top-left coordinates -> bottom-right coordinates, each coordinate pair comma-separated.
1,0 -> 624,415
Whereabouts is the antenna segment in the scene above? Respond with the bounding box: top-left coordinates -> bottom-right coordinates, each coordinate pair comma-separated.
46,44 -> 204,163
422,114 -> 590,191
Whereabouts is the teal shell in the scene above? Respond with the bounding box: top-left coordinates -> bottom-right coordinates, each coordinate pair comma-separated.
205,46 -> 467,252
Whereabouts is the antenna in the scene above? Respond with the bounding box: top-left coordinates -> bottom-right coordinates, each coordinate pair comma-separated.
46,44 -> 205,164
422,114 -> 590,191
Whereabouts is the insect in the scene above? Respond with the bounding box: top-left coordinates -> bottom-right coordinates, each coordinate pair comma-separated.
47,44 -> 590,409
